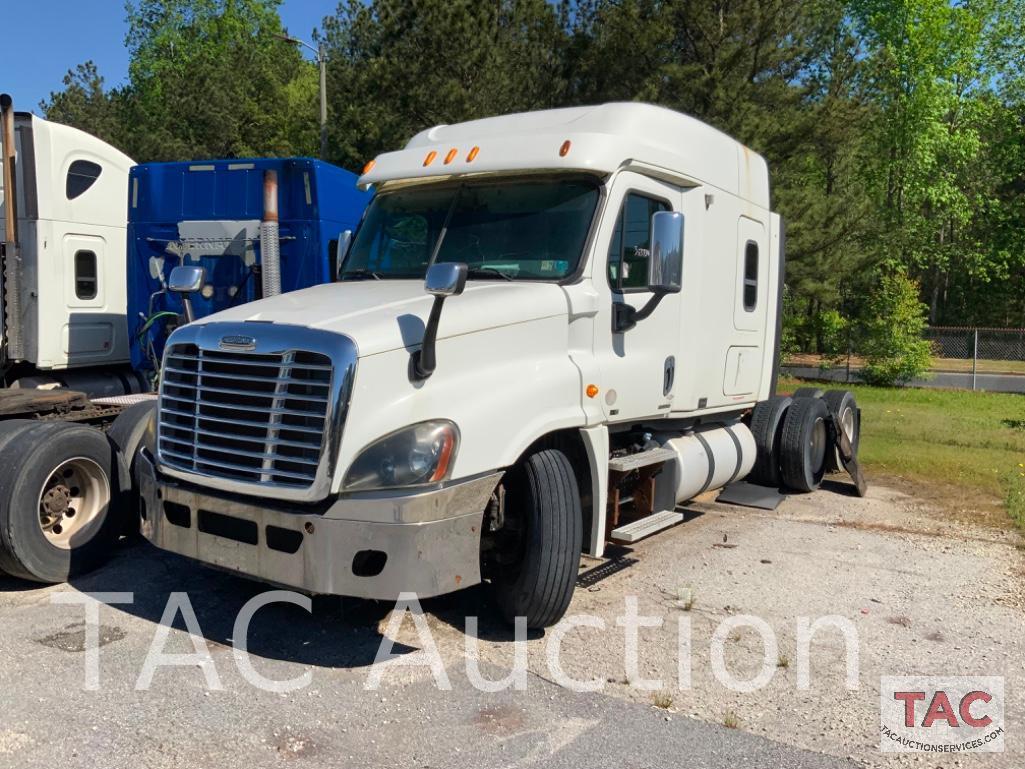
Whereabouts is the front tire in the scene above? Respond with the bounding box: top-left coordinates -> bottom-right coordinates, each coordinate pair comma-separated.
0,421 -> 121,582
491,449 -> 582,629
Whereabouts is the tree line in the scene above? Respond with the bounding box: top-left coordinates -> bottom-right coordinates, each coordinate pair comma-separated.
42,0 -> 1025,379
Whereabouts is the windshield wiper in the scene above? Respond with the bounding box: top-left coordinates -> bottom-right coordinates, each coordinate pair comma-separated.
338,269 -> 382,281
466,266 -> 514,281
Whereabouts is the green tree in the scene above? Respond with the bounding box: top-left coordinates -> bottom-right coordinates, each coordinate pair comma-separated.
321,0 -> 570,169
850,0 -> 1025,325
858,271 -> 933,385
120,0 -> 317,160
40,62 -> 127,150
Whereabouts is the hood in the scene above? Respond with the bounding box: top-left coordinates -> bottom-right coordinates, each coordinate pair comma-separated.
191,279 -> 570,357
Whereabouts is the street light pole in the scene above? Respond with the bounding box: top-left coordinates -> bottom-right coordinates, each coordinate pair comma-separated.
276,33 -> 328,160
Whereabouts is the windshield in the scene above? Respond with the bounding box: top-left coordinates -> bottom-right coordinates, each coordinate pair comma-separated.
340,178 -> 600,281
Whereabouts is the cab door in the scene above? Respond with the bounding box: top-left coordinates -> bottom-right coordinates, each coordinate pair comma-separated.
593,172 -> 684,422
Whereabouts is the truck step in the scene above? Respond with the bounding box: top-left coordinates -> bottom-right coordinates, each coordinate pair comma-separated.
610,509 -> 684,543
608,446 -> 676,473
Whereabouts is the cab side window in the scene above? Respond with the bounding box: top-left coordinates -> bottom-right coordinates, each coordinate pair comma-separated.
607,193 -> 670,292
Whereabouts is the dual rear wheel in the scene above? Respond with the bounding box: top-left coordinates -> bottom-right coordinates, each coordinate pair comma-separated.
748,388 -> 859,493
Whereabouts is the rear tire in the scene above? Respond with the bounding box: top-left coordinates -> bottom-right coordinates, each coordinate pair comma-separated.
822,390 -> 859,473
779,397 -> 830,493
0,420 -> 44,575
492,449 -> 582,630
748,396 -> 791,487
0,421 -> 121,583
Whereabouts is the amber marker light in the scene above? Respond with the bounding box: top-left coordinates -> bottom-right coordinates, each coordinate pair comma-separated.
428,429 -> 457,482
466,146 -> 480,162
423,150 -> 437,167
586,384 -> 599,399
444,148 -> 459,164
362,159 -> 376,174
559,140 -> 571,157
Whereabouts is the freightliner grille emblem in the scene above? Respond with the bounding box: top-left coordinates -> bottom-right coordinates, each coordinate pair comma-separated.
218,334 -> 257,351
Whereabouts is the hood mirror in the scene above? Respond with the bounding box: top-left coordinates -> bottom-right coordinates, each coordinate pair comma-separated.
412,262 -> 468,381
425,262 -> 468,297
168,264 -> 206,323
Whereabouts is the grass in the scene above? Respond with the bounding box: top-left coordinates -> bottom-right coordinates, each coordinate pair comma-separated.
723,711 -> 740,729
1007,473 -> 1025,530
779,375 -> 1025,528
777,653 -> 790,669
652,691 -> 674,710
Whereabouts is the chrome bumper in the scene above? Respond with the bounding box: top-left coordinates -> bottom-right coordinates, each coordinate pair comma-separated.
138,451 -> 502,599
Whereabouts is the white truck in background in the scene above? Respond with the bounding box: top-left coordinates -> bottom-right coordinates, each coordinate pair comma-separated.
130,103 -> 862,628
1,95 -> 139,392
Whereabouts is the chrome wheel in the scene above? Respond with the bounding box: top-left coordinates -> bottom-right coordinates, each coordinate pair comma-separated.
38,457 -> 110,549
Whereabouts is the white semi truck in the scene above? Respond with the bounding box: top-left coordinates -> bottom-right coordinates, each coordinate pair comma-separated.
1,95 -> 138,389
130,103 -> 861,628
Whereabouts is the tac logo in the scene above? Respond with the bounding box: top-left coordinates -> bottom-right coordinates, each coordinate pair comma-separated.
880,676 -> 1005,753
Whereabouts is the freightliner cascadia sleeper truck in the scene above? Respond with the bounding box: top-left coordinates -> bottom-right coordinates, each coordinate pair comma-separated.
97,104 -> 866,626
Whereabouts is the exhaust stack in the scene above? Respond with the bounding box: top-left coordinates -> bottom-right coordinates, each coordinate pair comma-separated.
260,169 -> 281,298
1,93 -> 24,359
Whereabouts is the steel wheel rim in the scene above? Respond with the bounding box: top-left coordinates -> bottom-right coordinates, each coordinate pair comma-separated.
841,406 -> 855,443
38,457 -> 109,549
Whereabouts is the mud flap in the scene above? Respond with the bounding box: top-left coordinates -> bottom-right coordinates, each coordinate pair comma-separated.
832,408 -> 867,497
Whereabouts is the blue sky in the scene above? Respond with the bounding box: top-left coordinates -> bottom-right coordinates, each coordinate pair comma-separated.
4,1 -> 335,113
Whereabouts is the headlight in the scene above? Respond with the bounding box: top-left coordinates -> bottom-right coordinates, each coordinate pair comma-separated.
343,420 -> 459,491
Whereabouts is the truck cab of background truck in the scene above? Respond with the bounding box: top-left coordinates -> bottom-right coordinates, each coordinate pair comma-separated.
138,102 -> 783,629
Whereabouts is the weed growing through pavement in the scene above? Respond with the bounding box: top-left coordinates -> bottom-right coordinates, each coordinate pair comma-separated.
652,690 -> 674,710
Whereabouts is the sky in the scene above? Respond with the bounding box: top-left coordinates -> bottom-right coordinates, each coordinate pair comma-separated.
3,1 -> 335,113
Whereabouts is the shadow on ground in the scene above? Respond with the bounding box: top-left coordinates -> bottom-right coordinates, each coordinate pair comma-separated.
1,536 -> 529,669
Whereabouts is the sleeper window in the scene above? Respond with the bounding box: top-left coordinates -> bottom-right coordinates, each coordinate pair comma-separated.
66,160 -> 102,200
74,250 -> 98,300
607,193 -> 670,292
743,241 -> 758,311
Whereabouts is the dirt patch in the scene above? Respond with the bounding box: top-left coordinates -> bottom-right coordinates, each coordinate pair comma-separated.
35,622 -> 126,652
272,731 -> 317,760
474,704 -> 527,736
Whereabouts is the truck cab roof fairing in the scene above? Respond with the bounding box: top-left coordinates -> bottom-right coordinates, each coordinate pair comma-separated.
358,102 -> 770,208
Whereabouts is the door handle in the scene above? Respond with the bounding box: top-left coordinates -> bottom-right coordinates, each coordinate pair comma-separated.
663,355 -> 675,396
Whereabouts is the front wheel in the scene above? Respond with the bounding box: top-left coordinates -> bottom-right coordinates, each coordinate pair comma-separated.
489,448 -> 582,629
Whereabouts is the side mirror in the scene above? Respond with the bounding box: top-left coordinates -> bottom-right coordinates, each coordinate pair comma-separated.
168,265 -> 205,294
412,262 -> 468,380
168,264 -> 206,323
334,230 -> 352,279
425,261 -> 468,297
612,211 -> 684,333
647,210 -> 684,294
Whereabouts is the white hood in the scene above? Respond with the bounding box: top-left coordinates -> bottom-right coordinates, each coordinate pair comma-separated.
191,280 -> 571,357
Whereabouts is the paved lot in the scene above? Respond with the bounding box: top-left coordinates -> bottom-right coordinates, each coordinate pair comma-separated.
1,478 -> 1022,768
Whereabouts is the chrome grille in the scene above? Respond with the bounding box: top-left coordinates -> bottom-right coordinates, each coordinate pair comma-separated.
158,343 -> 333,488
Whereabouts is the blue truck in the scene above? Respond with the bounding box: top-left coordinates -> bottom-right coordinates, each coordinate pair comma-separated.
128,157 -> 369,383
0,117 -> 369,583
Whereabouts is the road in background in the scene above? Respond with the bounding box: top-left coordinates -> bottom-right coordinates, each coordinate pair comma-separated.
784,365 -> 1025,394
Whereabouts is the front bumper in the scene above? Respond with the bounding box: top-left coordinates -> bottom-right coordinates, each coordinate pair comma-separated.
138,451 -> 502,599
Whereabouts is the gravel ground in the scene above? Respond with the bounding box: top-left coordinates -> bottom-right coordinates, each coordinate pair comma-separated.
0,478 -> 1021,768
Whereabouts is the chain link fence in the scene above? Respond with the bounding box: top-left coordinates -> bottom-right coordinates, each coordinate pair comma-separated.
786,326 -> 1025,392
924,327 -> 1025,385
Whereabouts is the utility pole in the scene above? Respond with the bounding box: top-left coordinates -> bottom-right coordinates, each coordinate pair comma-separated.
276,34 -> 328,160
318,42 -> 327,160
